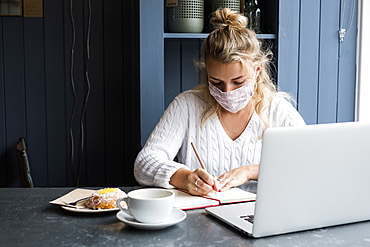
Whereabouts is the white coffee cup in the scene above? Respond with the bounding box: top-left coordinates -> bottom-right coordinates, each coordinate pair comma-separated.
116,188 -> 175,224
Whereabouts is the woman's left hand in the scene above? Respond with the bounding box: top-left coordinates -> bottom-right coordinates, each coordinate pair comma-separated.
216,165 -> 259,192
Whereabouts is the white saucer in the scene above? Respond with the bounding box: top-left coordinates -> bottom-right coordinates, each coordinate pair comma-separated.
61,206 -> 119,213
116,208 -> 187,230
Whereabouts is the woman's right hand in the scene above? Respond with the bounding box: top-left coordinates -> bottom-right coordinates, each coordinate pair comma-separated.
187,168 -> 219,196
170,168 -> 219,196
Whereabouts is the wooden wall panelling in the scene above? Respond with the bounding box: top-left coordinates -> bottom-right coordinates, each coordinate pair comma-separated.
0,0 -> 141,187
103,0 -> 125,186
297,0 -> 321,124
277,0 -> 300,104
0,18 -> 6,187
165,39 -> 182,108
279,0 -> 357,125
85,0 -> 106,186
317,0 -> 340,124
69,0 -> 85,186
164,39 -> 201,108
337,0 -> 358,122
3,17 -> 26,187
24,16 -> 48,186
1,0 -> 358,186
44,0 -> 68,186
181,39 -> 201,92
122,0 -> 141,186
65,0 -> 88,186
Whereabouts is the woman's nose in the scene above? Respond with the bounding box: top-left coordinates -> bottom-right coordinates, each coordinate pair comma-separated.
223,84 -> 233,93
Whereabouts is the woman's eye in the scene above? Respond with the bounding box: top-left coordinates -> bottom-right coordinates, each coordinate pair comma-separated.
210,81 -> 221,86
234,81 -> 245,85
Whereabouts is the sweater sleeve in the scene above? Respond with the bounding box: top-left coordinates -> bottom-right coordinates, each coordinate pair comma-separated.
268,97 -> 306,127
134,94 -> 191,188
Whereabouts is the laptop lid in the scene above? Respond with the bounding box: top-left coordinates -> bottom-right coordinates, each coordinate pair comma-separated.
207,121 -> 370,238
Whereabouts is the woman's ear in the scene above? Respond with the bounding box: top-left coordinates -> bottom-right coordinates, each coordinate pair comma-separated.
256,64 -> 262,72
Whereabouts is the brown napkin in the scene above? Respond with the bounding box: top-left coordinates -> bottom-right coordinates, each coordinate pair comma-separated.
49,189 -> 96,208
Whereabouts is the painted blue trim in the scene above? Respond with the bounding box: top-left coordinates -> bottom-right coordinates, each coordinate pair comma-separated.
337,0 -> 357,122
140,0 -> 165,146
164,33 -> 276,39
317,0 -> 340,124
277,0 -> 300,103
297,0 -> 321,124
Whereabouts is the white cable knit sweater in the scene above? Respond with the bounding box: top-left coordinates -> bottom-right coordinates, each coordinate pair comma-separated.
134,90 -> 306,190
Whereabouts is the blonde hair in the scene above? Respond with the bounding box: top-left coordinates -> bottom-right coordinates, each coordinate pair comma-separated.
195,8 -> 291,129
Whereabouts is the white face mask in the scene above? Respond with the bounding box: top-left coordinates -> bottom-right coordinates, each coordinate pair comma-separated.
208,72 -> 257,113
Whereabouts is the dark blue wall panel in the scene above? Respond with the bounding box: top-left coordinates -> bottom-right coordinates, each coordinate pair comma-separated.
103,0 -> 125,187
164,39 -> 201,108
24,17 -> 48,186
0,0 -> 141,187
3,17 -> 26,187
0,18 -> 6,187
43,0 -> 68,187
85,0 -> 106,187
165,39 -> 182,107
180,39 -> 201,92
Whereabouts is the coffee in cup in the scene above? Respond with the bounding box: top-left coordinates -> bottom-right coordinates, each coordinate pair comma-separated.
117,188 -> 175,224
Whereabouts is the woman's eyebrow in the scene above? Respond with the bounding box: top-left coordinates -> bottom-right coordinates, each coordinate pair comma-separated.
209,75 -> 245,81
232,76 -> 245,80
209,76 -> 222,81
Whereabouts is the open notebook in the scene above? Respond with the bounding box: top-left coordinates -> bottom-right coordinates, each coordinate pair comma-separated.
169,188 -> 256,210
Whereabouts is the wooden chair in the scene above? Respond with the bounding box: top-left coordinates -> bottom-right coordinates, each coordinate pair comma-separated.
16,137 -> 34,188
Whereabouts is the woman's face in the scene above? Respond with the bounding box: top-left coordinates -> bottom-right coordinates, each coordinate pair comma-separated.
206,58 -> 255,93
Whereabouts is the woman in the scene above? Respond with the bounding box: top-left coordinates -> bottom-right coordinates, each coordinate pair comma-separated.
134,8 -> 305,196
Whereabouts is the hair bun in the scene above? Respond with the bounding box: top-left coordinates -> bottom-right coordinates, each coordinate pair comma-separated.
210,8 -> 248,30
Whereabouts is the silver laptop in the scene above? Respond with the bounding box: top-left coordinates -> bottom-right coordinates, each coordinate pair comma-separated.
206,121 -> 370,238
